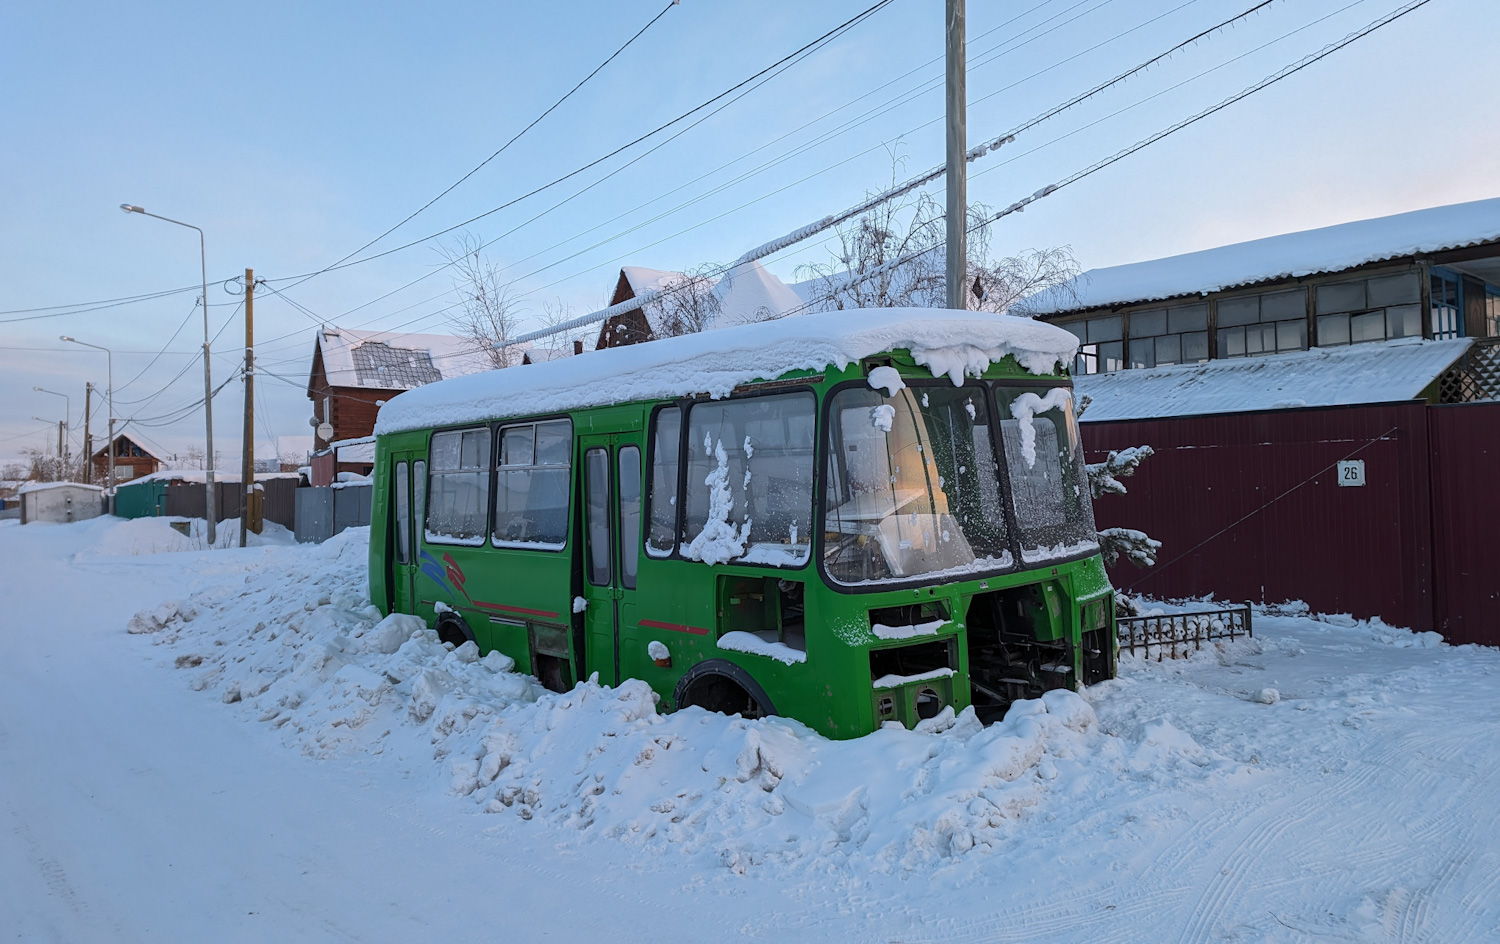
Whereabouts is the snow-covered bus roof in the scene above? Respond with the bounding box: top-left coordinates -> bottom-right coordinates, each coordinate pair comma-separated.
375,308 -> 1079,436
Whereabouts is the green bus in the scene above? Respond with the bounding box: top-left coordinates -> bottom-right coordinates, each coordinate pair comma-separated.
369,308 -> 1115,739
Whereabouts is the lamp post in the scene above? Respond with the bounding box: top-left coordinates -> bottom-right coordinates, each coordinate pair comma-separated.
32,387 -> 70,474
61,336 -> 113,512
121,203 -> 216,542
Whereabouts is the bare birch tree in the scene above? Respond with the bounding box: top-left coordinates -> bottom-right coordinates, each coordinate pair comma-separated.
651,265 -> 723,337
440,233 -> 520,369
797,155 -> 1080,314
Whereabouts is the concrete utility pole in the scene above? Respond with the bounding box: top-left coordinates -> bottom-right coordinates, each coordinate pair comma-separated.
240,268 -> 259,546
62,337 -> 113,512
945,0 -> 967,311
83,383 -> 93,484
121,204 -> 216,542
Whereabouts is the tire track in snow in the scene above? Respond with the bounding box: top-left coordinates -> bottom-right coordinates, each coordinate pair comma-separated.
1169,797 -> 1321,944
903,882 -> 1191,943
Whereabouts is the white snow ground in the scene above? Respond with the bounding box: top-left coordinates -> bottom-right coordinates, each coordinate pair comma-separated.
3,517 -> 1498,942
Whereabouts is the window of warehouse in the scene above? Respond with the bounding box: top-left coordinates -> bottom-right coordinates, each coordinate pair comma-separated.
1127,303 -> 1209,368
1316,272 -> 1422,346
426,427 -> 491,545
1060,315 -> 1123,374
1218,289 -> 1308,358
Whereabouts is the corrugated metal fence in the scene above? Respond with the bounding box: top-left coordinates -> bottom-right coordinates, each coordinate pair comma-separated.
162,478 -> 298,530
1085,400 -> 1497,645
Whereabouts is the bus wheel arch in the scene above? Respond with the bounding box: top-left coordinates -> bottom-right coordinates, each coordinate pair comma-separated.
434,611 -> 474,648
674,659 -> 777,721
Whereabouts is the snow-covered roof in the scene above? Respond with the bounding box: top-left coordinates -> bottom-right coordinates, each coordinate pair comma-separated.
1075,337 -> 1471,423
88,433 -> 160,461
613,261 -> 814,334
130,470 -> 304,485
17,481 -> 104,495
377,308 -> 1079,435
1027,197 -> 1500,316
313,328 -> 495,392
712,260 -> 808,328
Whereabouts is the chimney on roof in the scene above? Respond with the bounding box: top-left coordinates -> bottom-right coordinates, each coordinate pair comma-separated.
573,340 -> 584,356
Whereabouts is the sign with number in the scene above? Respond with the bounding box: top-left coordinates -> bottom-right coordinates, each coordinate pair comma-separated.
1337,459 -> 1365,487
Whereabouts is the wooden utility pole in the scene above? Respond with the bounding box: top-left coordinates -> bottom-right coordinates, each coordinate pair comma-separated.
240,268 -> 261,545
83,382 -> 93,484
945,0 -> 967,311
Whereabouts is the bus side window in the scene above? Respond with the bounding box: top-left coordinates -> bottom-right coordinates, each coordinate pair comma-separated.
619,446 -> 641,589
412,459 -> 426,551
394,461 -> 411,565
646,407 -> 680,557
584,447 -> 612,586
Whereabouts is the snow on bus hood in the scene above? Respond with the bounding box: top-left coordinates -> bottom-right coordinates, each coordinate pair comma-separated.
374,308 -> 1079,435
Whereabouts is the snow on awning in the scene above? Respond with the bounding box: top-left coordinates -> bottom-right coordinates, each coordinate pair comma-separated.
376,308 -> 1079,436
1026,197 -> 1500,316
1075,338 -> 1472,423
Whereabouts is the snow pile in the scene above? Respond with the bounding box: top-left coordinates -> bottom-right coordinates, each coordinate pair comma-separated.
76,517 -> 295,558
130,529 -> 1238,874
377,308 -> 1078,435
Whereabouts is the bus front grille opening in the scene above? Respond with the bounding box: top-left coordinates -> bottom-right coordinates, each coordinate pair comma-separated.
964,584 -> 1072,725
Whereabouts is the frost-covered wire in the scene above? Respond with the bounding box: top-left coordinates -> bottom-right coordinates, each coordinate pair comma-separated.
783,0 -> 1434,317
504,0 -> 1294,347
276,0 -> 683,294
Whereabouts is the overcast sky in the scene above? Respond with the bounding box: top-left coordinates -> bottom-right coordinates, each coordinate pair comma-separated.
2,0 -> 1495,467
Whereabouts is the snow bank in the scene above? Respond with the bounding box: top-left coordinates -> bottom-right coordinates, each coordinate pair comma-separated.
376,309 -> 1078,435
77,517 -> 296,559
132,529 -> 1237,874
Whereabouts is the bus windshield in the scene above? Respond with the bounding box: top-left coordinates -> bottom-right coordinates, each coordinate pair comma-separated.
822,382 -> 1096,586
993,385 -> 1097,563
823,384 -> 1011,585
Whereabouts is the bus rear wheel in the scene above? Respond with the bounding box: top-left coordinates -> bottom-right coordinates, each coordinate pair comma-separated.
674,660 -> 776,721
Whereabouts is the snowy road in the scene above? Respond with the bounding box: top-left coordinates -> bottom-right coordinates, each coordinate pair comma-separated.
3,517 -> 1498,943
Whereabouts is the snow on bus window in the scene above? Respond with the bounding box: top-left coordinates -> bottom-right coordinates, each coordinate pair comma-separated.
426,427 -> 491,546
682,392 -> 814,568
492,419 -> 571,551
995,386 -> 1098,563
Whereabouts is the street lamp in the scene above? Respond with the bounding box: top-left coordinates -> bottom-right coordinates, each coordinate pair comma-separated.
32,387 -> 71,474
121,203 -> 216,542
61,336 -> 114,512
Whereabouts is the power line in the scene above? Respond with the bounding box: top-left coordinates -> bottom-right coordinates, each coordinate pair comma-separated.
259,0 -> 897,288
792,0 -> 1435,314
289,0 -> 680,287
506,0 -> 1297,345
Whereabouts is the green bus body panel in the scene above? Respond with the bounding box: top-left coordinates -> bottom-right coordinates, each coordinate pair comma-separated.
370,350 -> 1117,740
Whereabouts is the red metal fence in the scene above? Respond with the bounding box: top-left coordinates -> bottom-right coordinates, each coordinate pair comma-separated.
1084,400 -> 1497,644
1427,401 -> 1500,646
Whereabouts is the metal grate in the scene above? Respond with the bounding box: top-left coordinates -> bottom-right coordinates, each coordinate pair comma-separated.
1117,605 -> 1252,660
351,341 -> 443,388
1439,337 -> 1500,404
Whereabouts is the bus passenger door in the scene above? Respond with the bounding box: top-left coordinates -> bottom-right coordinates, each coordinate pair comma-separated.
389,451 -> 425,614
578,434 -> 644,687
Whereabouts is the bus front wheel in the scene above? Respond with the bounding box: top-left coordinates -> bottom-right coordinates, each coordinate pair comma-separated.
674,660 -> 776,721
435,612 -> 474,648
